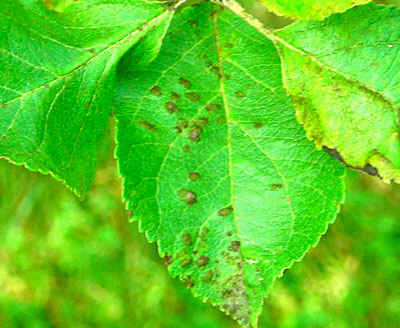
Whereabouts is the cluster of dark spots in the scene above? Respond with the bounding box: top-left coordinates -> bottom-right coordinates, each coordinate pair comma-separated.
195,256 -> 210,267
179,77 -> 192,89
164,253 -> 172,266
188,125 -> 203,142
218,205 -> 233,217
189,172 -> 200,181
206,103 -> 222,113
228,241 -> 241,252
235,91 -> 246,98
180,256 -> 193,267
88,48 -> 96,55
174,117 -> 188,133
202,270 -> 214,282
150,85 -> 162,97
170,92 -> 181,103
165,101 -> 178,113
183,275 -> 195,288
185,92 -> 201,102
138,120 -> 157,132
271,184 -> 283,191
182,233 -> 193,246
178,189 -> 197,205
253,122 -> 263,129
224,73 -> 232,80
226,231 -> 233,237
183,145 -> 190,153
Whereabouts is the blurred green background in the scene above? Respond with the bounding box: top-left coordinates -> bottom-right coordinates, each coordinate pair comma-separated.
1,0 -> 399,327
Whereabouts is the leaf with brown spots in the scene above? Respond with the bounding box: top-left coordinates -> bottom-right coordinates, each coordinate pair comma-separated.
115,2 -> 344,327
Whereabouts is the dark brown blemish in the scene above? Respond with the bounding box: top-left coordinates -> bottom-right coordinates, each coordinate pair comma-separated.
183,145 -> 190,153
188,126 -> 203,142
150,85 -> 162,97
164,253 -> 172,266
182,233 -> 193,246
195,256 -> 209,267
235,91 -> 246,98
170,92 -> 181,103
253,122 -> 263,129
165,101 -> 178,113
185,92 -> 201,102
138,120 -> 157,132
271,184 -> 283,191
228,241 -> 241,252
178,189 -> 197,205
189,172 -> 200,181
206,103 -> 222,112
179,77 -> 192,89
218,205 -> 233,217
224,41 -> 233,48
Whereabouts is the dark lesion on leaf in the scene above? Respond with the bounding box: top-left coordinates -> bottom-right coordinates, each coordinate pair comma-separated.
323,146 -> 381,178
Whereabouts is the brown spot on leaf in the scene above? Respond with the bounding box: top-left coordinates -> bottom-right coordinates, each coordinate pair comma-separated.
235,91 -> 246,98
165,101 -> 178,113
179,78 -> 192,89
138,120 -> 157,132
180,257 -> 192,267
218,205 -> 233,217
150,86 -> 162,97
188,125 -> 203,142
253,122 -> 263,129
170,92 -> 181,103
196,256 -> 209,267
185,92 -> 201,102
189,172 -> 200,181
178,189 -> 197,205
182,233 -> 193,246
271,184 -> 283,191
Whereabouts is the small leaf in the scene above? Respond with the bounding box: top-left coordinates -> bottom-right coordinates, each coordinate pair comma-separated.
0,0 -> 173,195
115,3 -> 345,326
259,0 -> 372,20
272,4 -> 400,183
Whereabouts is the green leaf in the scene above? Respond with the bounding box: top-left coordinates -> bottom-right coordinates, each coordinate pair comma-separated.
271,3 -> 400,183
0,0 -> 173,195
258,0 -> 372,20
115,3 -> 345,326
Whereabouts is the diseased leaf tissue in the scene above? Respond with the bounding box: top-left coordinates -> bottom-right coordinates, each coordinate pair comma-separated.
0,0 -> 398,326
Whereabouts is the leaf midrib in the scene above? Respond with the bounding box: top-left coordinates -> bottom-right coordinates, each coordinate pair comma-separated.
212,7 -> 251,321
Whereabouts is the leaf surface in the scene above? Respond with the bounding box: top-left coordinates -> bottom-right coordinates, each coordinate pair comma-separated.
258,0 -> 371,20
0,0 -> 173,195
115,3 -> 345,326
272,4 -> 400,183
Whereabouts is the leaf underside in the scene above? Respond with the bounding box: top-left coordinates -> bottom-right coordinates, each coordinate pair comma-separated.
274,3 -> 400,183
115,3 -> 345,326
259,0 -> 372,21
0,0 -> 172,195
